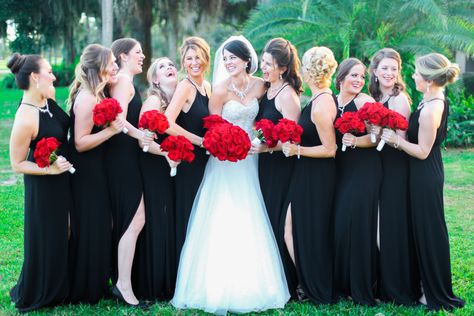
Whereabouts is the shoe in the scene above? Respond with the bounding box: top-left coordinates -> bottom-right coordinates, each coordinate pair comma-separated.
296,284 -> 309,302
112,285 -> 148,308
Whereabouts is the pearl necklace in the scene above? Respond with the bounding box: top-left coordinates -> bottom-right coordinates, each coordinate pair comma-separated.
22,101 -> 53,118
230,80 -> 250,101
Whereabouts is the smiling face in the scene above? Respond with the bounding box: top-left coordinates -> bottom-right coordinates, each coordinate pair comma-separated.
105,54 -> 119,85
34,59 -> 56,95
183,48 -> 205,78
374,57 -> 398,90
223,49 -> 247,77
260,52 -> 284,83
154,58 -> 177,86
340,64 -> 365,94
123,43 -> 145,75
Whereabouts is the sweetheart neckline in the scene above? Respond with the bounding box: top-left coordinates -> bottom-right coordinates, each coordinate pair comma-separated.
225,98 -> 258,108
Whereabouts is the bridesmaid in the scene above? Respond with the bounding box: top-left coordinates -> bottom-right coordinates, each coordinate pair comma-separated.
67,44 -> 123,304
164,37 -> 211,260
333,58 -> 381,306
368,48 -> 419,305
381,53 -> 465,311
254,37 -> 302,297
107,38 -> 151,306
133,57 -> 179,301
8,53 -> 73,312
281,46 -> 337,304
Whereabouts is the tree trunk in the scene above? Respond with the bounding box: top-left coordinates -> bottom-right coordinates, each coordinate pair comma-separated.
131,0 -> 153,85
102,0 -> 113,46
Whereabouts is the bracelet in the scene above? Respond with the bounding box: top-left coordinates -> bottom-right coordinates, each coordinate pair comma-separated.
297,145 -> 301,159
351,137 -> 357,149
394,135 -> 400,149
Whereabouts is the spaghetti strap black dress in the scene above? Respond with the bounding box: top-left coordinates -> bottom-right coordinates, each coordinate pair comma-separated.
133,132 -> 176,301
407,100 -> 464,311
257,89 -> 298,297
286,93 -> 335,304
10,99 -> 71,312
105,88 -> 143,283
333,98 -> 382,306
377,98 -> 419,305
174,82 -> 209,260
67,107 -> 112,304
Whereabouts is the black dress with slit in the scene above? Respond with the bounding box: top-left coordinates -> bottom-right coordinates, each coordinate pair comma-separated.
10,99 -> 71,312
133,132 -> 176,301
407,100 -> 464,311
174,84 -> 209,261
377,99 -> 419,305
256,89 -> 297,297
333,99 -> 382,306
105,88 -> 143,283
68,106 -> 112,304
287,93 -> 335,304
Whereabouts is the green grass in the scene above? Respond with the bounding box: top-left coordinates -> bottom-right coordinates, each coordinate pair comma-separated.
0,88 -> 473,315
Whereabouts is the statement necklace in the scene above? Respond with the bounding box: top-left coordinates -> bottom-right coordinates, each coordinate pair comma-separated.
230,80 -> 250,101
336,96 -> 353,114
22,101 -> 53,118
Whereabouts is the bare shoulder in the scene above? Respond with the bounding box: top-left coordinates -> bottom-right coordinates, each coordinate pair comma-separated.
390,93 -> 411,116
74,90 -> 97,109
354,92 -> 375,108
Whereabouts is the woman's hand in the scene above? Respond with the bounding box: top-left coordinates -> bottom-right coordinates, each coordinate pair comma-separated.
109,117 -> 125,135
281,142 -> 297,157
165,155 -> 180,169
342,133 -> 357,148
49,156 -> 73,175
381,128 -> 398,145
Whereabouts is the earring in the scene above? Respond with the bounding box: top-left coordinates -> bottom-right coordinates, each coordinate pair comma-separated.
375,76 -> 378,83
427,83 -> 430,94
279,73 -> 283,80
36,80 -> 39,89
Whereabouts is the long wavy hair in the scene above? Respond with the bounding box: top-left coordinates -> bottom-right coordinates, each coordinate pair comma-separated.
68,44 -> 113,107
147,57 -> 175,112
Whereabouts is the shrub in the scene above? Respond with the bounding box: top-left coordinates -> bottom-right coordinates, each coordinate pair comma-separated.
1,74 -> 17,89
52,63 -> 75,87
445,88 -> 474,147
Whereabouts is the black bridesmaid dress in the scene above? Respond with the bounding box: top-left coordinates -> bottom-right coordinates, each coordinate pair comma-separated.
333,98 -> 382,306
377,98 -> 419,305
407,99 -> 464,311
287,93 -> 335,304
105,87 -> 143,283
174,79 -> 209,260
67,107 -> 112,304
133,133 -> 176,301
10,99 -> 71,312
257,89 -> 298,297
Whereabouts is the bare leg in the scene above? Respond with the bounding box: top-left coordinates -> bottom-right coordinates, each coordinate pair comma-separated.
115,196 -> 146,305
284,204 -> 295,264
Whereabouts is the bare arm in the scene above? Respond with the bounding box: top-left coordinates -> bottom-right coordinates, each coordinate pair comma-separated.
208,81 -> 228,115
383,100 -> 443,160
73,92 -> 123,152
276,86 -> 301,121
10,108 -> 71,175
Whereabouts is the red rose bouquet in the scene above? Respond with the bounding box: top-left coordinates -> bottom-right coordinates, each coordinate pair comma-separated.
357,102 -> 389,143
272,118 -> 303,144
252,119 -> 278,148
202,122 -> 251,162
160,135 -> 195,176
138,110 -> 170,152
376,109 -> 408,151
92,98 -> 128,134
33,137 -> 75,174
203,114 -> 229,130
334,112 -> 366,151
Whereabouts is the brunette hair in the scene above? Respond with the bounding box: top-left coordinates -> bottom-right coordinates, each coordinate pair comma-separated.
111,38 -> 139,69
7,53 -> 43,90
223,40 -> 252,73
263,38 -> 303,94
147,57 -> 175,111
368,48 -> 410,103
335,58 -> 365,91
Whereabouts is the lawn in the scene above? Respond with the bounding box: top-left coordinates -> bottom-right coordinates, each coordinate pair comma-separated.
0,87 -> 473,315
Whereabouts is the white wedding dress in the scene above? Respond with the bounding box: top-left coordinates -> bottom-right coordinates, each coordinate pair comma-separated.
171,98 -> 290,314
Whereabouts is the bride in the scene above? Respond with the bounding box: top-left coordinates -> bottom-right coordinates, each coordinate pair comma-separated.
171,36 -> 290,314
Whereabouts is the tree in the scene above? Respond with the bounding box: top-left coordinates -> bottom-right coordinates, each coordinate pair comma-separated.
102,0 -> 113,46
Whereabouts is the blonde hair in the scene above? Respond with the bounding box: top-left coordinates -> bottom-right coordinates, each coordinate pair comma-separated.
302,46 -> 337,88
415,53 -> 460,87
369,48 -> 410,103
68,44 -> 113,107
147,57 -> 173,112
180,36 -> 210,73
